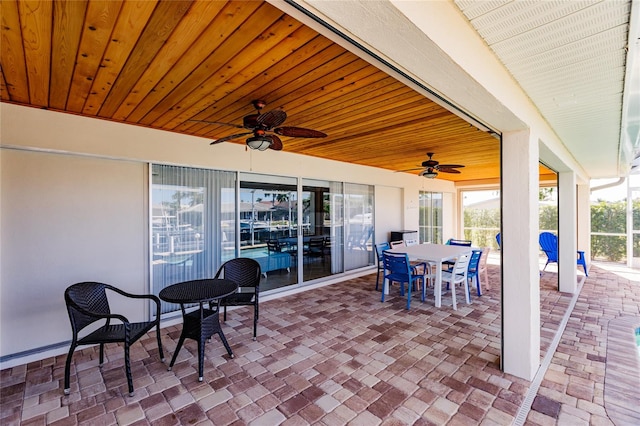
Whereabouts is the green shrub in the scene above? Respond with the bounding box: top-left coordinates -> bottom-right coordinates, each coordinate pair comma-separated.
464,196 -> 640,263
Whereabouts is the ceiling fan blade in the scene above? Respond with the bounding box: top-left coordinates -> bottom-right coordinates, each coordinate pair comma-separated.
395,167 -> 424,172
437,168 -> 462,174
210,132 -> 252,144
268,135 -> 283,151
256,109 -> 287,129
438,164 -> 465,169
274,127 -> 327,138
189,119 -> 245,129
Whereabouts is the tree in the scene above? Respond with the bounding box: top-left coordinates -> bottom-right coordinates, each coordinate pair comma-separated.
539,187 -> 556,201
539,205 -> 558,232
463,207 -> 500,248
591,200 -> 626,261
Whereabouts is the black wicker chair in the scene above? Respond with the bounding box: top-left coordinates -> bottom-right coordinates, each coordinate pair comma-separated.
214,258 -> 261,340
63,282 -> 164,396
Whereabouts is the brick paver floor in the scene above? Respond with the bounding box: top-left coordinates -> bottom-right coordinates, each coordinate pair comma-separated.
1,260 -> 638,425
527,263 -> 640,426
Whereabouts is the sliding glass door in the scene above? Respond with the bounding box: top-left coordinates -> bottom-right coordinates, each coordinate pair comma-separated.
152,166 -> 375,299
239,173 -> 299,291
151,164 -> 235,313
344,183 -> 375,270
301,179 -> 344,281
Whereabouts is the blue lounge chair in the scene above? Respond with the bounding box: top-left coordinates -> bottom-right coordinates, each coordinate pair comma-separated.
539,232 -> 588,276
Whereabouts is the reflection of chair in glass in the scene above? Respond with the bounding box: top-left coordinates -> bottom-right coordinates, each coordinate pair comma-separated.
381,251 -> 429,310
374,242 -> 390,290
216,258 -> 262,340
323,236 -> 332,257
539,232 -> 588,276
361,226 -> 374,249
306,237 -> 326,263
441,253 -> 471,310
266,239 -> 281,253
348,226 -> 373,250
64,282 -> 164,396
277,238 -> 298,261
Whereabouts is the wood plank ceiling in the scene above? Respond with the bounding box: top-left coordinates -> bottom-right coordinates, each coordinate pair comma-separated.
0,0 -> 520,183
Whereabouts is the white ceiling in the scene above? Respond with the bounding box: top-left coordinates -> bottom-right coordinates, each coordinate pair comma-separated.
454,0 -> 640,178
281,0 -> 639,180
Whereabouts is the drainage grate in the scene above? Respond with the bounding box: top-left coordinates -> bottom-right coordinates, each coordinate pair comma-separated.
513,278 -> 584,425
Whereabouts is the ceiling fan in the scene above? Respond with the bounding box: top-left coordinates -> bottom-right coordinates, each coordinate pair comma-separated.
399,152 -> 465,178
189,100 -> 327,151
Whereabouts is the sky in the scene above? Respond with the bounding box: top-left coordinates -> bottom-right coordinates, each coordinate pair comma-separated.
590,177 -> 639,202
462,177 -> 638,206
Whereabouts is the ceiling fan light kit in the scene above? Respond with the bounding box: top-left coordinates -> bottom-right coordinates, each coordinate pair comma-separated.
246,135 -> 272,151
421,168 -> 438,179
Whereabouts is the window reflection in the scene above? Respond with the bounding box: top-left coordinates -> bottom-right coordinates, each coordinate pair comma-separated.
151,165 -> 235,314
419,191 -> 443,244
239,175 -> 299,291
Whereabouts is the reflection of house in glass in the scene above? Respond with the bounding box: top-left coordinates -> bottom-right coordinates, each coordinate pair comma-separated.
152,204 -> 203,256
237,200 -> 303,245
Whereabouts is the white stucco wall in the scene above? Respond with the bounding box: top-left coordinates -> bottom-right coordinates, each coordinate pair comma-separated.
1,149 -> 148,358
0,103 -> 456,365
374,185 -> 403,244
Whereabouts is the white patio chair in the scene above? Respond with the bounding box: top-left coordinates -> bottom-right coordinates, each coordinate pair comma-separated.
441,253 -> 471,310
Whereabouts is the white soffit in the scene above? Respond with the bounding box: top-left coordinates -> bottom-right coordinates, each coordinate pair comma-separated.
454,0 -> 633,178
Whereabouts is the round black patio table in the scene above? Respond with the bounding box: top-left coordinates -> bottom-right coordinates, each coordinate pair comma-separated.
159,278 -> 238,381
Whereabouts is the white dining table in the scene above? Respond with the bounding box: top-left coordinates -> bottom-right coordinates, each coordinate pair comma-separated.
386,243 -> 473,308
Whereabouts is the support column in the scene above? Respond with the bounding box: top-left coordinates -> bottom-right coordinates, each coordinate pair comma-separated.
501,129 -> 540,380
577,183 -> 591,266
558,172 -> 577,293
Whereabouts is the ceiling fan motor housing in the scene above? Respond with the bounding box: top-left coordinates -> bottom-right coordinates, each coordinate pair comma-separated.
243,114 -> 259,129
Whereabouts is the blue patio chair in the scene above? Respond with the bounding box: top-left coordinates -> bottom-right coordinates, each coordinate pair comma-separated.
446,238 -> 472,246
374,242 -> 390,291
577,251 -> 588,276
443,238 -> 472,269
466,249 -> 483,297
496,233 -> 501,248
539,232 -> 588,276
381,251 -> 428,310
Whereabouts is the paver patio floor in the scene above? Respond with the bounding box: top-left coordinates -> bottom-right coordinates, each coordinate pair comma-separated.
1,260 -> 638,425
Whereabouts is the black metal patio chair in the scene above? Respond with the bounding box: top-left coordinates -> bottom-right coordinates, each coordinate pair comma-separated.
215,258 -> 262,340
63,282 -> 164,396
